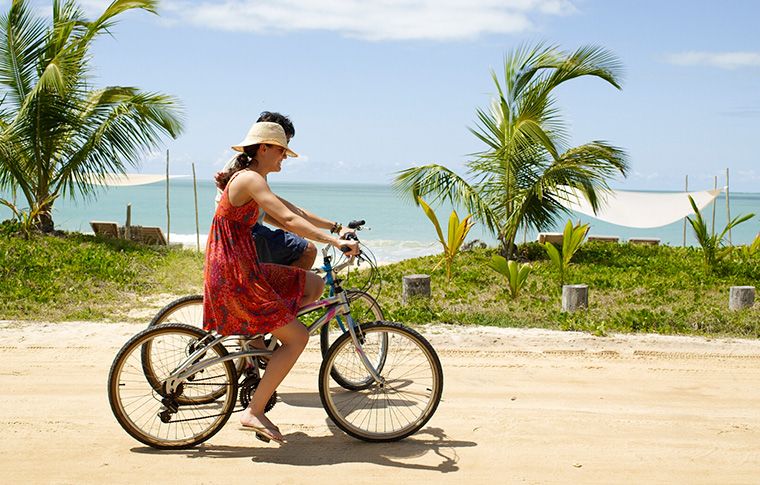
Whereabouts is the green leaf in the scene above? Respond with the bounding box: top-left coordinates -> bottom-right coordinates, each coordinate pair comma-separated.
418,197 -> 447,251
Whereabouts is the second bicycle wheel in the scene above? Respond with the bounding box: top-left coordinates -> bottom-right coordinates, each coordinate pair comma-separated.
149,295 -> 247,372
149,295 -> 204,328
108,323 -> 238,449
319,289 -> 384,355
318,321 -> 443,442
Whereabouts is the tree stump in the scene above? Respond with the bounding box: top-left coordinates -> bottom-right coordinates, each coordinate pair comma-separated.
402,274 -> 431,304
562,284 -> 588,312
729,286 -> 755,310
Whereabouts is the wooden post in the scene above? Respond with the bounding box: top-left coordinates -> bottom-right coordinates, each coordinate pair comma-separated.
682,174 -> 688,247
562,284 -> 588,312
125,203 -> 131,240
726,168 -> 731,246
729,286 -> 755,311
166,149 -> 170,245
402,274 -> 431,304
711,175 -> 717,236
193,163 -> 200,251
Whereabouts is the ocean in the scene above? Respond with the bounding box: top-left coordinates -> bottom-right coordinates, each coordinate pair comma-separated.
2,180 -> 760,263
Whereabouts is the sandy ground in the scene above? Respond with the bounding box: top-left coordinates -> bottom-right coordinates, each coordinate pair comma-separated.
1,320 -> 759,484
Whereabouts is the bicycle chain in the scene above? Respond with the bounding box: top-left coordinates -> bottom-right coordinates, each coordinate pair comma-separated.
156,374 -> 275,424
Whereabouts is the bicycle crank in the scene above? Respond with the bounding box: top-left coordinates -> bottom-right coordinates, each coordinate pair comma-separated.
238,375 -> 277,413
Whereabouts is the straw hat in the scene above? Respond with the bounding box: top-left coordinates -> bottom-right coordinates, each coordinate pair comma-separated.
231,122 -> 298,158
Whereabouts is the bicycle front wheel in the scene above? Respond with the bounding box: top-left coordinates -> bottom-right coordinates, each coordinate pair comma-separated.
108,323 -> 238,449
318,321 -> 443,442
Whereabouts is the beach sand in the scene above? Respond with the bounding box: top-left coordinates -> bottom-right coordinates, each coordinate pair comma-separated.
1,320 -> 759,484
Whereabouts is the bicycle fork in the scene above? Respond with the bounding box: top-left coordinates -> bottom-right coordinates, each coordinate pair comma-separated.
332,291 -> 386,387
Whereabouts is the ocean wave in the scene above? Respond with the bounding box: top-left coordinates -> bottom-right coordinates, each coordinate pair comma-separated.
166,234 -> 444,263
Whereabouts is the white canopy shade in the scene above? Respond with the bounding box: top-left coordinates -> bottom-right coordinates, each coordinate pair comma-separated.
560,187 -> 724,229
82,174 -> 175,186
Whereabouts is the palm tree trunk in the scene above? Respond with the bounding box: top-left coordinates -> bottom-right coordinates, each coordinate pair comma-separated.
499,232 -> 516,259
38,204 -> 54,233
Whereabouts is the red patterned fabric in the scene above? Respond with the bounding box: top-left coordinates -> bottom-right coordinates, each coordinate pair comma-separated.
203,173 -> 305,336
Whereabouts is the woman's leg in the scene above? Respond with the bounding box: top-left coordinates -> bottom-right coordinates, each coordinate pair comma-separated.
240,318 -> 309,441
301,269 -> 325,305
289,241 -> 317,270
246,270 -> 321,358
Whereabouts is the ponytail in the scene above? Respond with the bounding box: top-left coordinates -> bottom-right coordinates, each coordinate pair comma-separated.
214,145 -> 261,190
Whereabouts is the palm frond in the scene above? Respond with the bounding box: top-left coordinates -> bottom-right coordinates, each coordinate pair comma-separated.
56,87 -> 184,198
549,44 -> 625,90
87,0 -> 159,40
391,164 -> 499,232
0,0 -> 47,106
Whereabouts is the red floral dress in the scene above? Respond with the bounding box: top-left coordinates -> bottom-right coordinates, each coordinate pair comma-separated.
203,173 -> 305,336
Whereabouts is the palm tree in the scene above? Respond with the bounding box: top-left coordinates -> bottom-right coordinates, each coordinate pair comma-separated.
0,0 -> 184,232
393,42 -> 630,257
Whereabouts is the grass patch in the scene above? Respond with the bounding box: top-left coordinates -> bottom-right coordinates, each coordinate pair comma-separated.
2,228 -> 759,339
355,242 -> 760,339
0,228 -> 203,321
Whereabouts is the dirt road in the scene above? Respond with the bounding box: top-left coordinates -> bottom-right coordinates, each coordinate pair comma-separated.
1,321 -> 759,484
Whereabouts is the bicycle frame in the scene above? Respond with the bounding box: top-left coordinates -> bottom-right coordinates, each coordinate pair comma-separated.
164,233 -> 386,396
165,276 -> 384,396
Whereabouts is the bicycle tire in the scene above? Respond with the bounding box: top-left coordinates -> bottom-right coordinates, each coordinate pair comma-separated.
149,295 -> 204,328
318,321 -> 443,442
108,324 -> 238,449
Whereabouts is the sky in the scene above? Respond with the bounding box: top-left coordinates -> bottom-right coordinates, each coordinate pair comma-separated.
4,0 -> 760,192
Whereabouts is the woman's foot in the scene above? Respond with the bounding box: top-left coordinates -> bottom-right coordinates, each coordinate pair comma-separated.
240,408 -> 285,444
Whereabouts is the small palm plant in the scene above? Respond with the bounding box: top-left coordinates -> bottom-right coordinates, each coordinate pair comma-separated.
418,197 -> 475,283
738,232 -> 760,260
543,220 -> 589,287
0,194 -> 58,239
487,254 -> 531,299
686,195 -> 754,275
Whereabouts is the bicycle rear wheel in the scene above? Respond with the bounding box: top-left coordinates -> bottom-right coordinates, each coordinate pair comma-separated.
318,321 -> 443,442
108,324 -> 238,449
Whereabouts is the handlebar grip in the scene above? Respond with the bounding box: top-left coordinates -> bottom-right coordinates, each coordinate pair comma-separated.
344,233 -> 358,241
348,220 -> 365,229
340,245 -> 351,253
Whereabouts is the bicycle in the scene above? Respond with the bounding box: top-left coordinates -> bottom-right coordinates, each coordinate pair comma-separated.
108,245 -> 443,449
147,220 -> 384,361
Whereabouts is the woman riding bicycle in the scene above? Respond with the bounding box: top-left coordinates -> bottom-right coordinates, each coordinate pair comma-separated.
215,111 -> 356,270
205,121 -> 359,444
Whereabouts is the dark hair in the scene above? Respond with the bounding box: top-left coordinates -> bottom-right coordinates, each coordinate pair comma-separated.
214,145 -> 260,190
215,111 -> 295,190
257,111 -> 295,140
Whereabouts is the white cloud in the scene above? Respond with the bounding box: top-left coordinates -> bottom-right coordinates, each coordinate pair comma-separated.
664,51 -> 760,69
736,169 -> 760,182
629,171 -> 660,181
162,0 -> 578,41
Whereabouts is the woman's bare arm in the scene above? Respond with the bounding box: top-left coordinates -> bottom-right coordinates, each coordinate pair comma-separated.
229,171 -> 357,252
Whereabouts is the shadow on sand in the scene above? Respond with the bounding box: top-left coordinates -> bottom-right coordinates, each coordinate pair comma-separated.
131,426 -> 475,473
